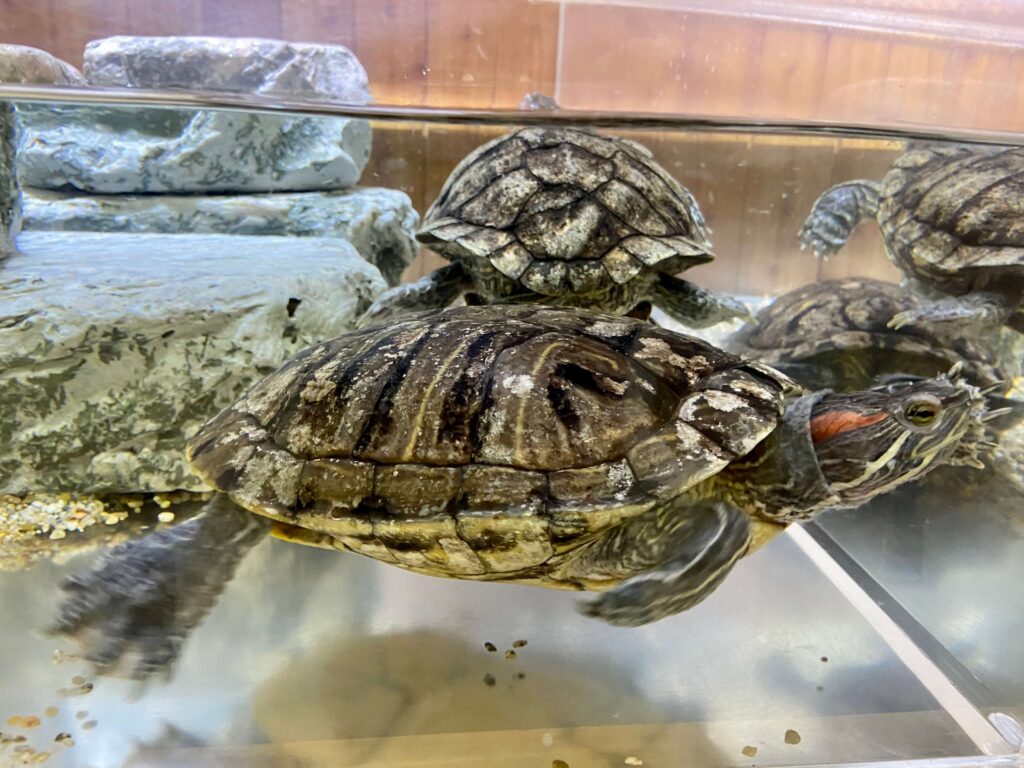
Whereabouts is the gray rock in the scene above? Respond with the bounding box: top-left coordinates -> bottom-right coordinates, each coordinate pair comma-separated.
22,186 -> 418,286
17,104 -> 372,193
0,103 -> 16,260
0,231 -> 386,495
0,43 -> 85,86
84,36 -> 369,104
0,45 -> 84,261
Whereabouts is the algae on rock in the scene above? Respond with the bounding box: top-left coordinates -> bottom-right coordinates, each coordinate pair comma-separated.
0,231 -> 386,495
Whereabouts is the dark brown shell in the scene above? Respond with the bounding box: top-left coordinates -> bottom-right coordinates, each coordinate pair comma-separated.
880,144 -> 1024,293
729,277 -> 1007,391
187,305 -> 788,579
417,127 -> 714,297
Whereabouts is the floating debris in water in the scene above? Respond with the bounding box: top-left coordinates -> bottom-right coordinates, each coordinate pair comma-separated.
816,685 -> 824,692
541,733 -> 554,747
483,674 -> 496,687
552,761 -> 569,768
505,650 -> 517,660
51,650 -> 79,665
157,511 -> 176,523
75,712 -> 87,721
784,729 -> 801,745
512,639 -> 528,648
54,732 -> 73,747
43,708 -> 57,719
820,656 -> 828,663
624,757 -> 643,766
742,745 -> 758,757
70,676 -> 85,686
81,720 -> 97,731
57,682 -> 93,698
516,672 -> 526,680
0,732 -> 27,743
484,642 -> 497,652
5,716 -> 41,729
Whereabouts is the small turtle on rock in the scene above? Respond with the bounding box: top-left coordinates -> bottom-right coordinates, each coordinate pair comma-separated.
358,127 -> 748,329
799,143 -> 1024,333
51,305 -> 989,679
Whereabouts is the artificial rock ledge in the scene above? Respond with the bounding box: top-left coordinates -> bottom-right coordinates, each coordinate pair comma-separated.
21,186 -> 419,286
0,44 -> 85,260
0,231 -> 387,495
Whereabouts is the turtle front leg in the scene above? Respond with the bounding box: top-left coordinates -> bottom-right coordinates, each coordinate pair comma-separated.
569,500 -> 751,627
356,262 -> 471,328
649,273 -> 752,328
799,180 -> 882,258
889,291 -> 1012,332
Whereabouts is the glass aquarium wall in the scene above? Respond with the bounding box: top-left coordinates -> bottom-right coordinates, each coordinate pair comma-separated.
0,3 -> 1023,767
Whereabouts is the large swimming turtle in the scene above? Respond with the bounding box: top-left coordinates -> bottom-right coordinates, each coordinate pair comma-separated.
50,305 -> 987,679
799,143 -> 1024,333
358,127 -> 748,329
184,304 -> 984,627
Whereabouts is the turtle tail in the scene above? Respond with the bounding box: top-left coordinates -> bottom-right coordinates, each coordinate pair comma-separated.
799,180 -> 882,258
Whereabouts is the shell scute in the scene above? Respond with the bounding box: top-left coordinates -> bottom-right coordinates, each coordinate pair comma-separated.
374,464 -> 462,517
524,142 -> 615,191
460,168 -> 542,228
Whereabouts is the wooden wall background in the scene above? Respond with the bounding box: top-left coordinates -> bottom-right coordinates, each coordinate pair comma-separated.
4,0 -> 1023,293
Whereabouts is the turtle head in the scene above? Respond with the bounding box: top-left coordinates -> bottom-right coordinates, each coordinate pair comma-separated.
722,371 -> 987,522
809,374 -> 985,507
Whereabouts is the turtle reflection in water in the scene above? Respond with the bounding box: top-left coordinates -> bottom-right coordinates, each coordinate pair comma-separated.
358,127 -> 749,329
799,143 -> 1024,333
53,305 -> 989,675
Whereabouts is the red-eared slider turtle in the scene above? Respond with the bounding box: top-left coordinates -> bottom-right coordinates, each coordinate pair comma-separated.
799,143 -> 1024,333
357,127 -> 748,329
182,305 -> 984,627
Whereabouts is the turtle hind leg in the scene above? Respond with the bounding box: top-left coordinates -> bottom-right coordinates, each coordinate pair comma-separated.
649,273 -> 752,329
50,496 -> 269,680
889,291 -> 1012,332
799,180 -> 882,258
569,500 -> 751,627
356,262 -> 471,328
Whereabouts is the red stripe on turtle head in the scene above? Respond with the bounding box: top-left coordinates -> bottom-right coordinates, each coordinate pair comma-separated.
810,410 -> 889,444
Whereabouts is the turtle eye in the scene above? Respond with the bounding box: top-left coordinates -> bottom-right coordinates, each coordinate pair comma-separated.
904,400 -> 939,427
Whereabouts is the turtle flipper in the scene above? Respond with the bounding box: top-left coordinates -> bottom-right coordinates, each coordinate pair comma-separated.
51,496 -> 269,680
356,262 -> 470,328
799,180 -> 882,258
574,500 -> 751,627
889,291 -> 1011,332
649,273 -> 752,328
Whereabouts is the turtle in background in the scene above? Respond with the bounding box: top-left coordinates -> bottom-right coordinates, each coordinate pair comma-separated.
729,277 -> 1023,460
798,143 -> 1024,333
51,305 -> 987,679
357,127 -> 748,329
